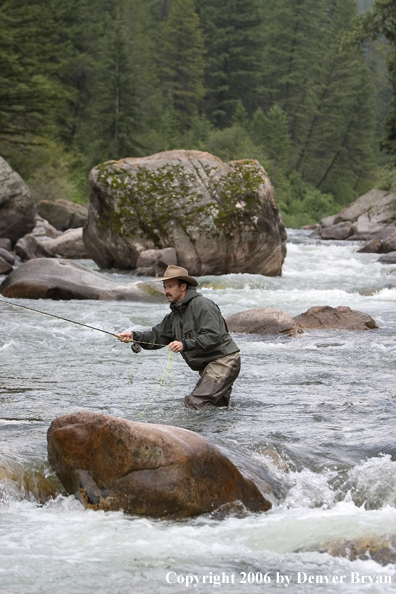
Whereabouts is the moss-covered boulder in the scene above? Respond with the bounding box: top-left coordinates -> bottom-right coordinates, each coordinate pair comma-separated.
84,150 -> 287,276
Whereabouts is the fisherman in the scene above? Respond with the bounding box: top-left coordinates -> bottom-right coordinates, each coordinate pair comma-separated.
118,265 -> 240,410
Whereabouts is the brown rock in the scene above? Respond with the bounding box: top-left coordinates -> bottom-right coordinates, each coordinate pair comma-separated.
84,150 -> 287,276
47,412 -> 272,518
357,238 -> 383,253
225,307 -> 303,337
40,228 -> 89,259
0,258 -> 167,301
38,199 -> 88,231
294,306 -> 378,331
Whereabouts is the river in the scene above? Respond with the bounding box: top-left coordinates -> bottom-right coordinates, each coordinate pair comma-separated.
1,229 -> 396,593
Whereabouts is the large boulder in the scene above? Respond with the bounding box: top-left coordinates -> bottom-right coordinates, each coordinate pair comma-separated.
84,150 -> 287,276
47,412 -> 272,518
38,198 -> 88,231
0,156 -> 36,245
293,306 -> 378,331
225,307 -> 303,337
0,258 -> 166,301
317,189 -> 396,241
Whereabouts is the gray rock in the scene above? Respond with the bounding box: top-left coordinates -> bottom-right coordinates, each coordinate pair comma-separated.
225,307 -> 303,337
377,251 -> 396,264
0,258 -> 167,301
31,217 -> 60,239
320,214 -> 337,228
0,156 -> 36,244
382,232 -> 396,253
84,150 -> 287,276
319,189 -> 396,241
320,221 -> 353,240
136,247 -> 177,268
0,238 -> 11,251
14,234 -> 55,261
0,256 -> 13,275
294,306 -> 378,331
334,189 -> 396,225
38,199 -> 88,231
0,247 -> 15,265
40,228 -> 88,259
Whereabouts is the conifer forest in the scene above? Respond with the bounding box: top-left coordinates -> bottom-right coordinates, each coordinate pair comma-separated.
1,0 -> 396,227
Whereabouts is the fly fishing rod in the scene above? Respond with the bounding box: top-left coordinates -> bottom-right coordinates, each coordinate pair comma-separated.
0,297 -> 143,351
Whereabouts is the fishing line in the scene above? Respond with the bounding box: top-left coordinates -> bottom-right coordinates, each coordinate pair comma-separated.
1,297 -> 175,413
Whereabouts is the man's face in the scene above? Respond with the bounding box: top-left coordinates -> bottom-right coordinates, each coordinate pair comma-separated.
163,279 -> 187,304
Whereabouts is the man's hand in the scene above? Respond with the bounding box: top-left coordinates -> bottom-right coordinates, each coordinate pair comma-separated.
117,331 -> 134,343
168,340 -> 184,353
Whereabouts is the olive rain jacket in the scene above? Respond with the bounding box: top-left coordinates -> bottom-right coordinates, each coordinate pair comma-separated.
132,287 -> 239,372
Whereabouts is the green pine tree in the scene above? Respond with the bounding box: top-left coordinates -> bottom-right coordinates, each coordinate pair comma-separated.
196,0 -> 263,127
159,0 -> 205,132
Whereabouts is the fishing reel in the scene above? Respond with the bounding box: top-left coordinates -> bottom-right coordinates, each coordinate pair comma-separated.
131,342 -> 142,354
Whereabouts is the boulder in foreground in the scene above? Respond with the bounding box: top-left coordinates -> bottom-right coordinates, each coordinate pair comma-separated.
293,306 -> 378,331
226,307 -> 303,337
47,412 -> 272,518
84,150 -> 287,276
0,258 -> 166,301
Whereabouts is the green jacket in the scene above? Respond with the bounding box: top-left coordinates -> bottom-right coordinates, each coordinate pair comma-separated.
132,287 -> 239,372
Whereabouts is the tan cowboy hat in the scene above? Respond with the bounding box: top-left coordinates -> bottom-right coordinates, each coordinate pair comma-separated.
153,265 -> 198,287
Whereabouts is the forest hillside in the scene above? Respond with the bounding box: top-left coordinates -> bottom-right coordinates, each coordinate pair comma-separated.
1,0 -> 395,228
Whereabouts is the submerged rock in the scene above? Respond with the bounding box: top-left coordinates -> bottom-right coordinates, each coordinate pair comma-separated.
84,150 -> 287,276
293,306 -> 378,331
318,534 -> 396,566
225,307 -> 303,337
0,258 -> 166,301
47,412 -> 272,518
0,156 -> 36,245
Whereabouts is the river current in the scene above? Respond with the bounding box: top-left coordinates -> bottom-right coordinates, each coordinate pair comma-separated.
1,229 -> 396,593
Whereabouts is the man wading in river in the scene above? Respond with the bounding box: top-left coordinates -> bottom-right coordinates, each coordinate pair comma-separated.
118,266 -> 240,410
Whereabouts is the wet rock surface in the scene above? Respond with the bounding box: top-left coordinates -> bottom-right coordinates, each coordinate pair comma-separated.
293,305 -> 378,331
225,307 -> 303,337
318,535 -> 396,566
47,412 -> 272,518
84,150 -> 287,276
0,258 -> 166,301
